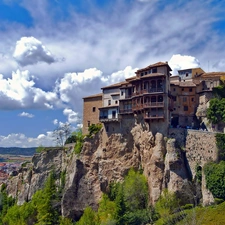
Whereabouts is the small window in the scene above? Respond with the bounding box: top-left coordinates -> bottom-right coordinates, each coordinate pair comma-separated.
106,126 -> 109,132
145,71 -> 147,75
121,91 -> 124,96
182,88 -> 184,91
174,108 -> 176,110
141,73 -> 144,76
184,106 -> 188,111
115,100 -> 118,104
183,97 -> 187,102
92,107 -> 96,112
186,73 -> 188,77
189,88 -> 192,92
152,68 -> 157,73
173,88 -> 176,91
191,97 -> 194,102
108,100 -> 111,105
88,121 -> 90,127
174,96 -> 177,101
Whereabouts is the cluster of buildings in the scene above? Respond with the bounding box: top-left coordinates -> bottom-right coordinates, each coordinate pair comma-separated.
82,62 -> 225,136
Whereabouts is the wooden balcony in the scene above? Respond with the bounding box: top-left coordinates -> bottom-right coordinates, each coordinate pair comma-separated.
132,88 -> 164,97
119,109 -> 133,114
132,104 -> 143,111
143,102 -> 164,108
144,113 -> 164,120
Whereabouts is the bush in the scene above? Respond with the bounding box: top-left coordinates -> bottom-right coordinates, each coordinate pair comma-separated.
87,123 -> 102,138
216,133 -> 225,161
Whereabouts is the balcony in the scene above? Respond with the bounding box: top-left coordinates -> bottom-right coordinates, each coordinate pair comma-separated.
132,88 -> 164,97
144,113 -> 164,120
132,104 -> 143,111
119,109 -> 133,114
99,116 -> 118,123
143,102 -> 164,108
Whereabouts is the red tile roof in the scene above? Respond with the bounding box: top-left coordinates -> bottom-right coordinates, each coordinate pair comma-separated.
136,62 -> 172,73
83,93 -> 102,99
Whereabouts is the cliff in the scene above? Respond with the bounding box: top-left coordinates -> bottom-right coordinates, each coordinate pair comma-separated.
5,125 -> 217,221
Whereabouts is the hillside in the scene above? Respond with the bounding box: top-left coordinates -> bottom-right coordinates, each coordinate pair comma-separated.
0,147 -> 36,156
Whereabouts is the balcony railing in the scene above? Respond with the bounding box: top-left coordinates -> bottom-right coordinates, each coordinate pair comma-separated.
143,102 -> 164,108
144,113 -> 164,120
132,88 -> 164,97
119,109 -> 133,114
132,104 -> 143,111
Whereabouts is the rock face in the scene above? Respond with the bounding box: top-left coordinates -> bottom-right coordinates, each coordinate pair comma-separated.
5,124 -> 216,221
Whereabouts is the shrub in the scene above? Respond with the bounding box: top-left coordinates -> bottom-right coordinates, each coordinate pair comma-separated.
87,123 -> 102,137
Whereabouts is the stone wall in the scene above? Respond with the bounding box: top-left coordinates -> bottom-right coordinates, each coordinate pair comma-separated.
168,128 -> 218,205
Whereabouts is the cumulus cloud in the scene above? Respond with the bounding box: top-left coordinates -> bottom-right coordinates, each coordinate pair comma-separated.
63,108 -> 80,124
169,54 -> 201,75
53,119 -> 58,125
13,36 -> 56,66
0,69 -> 59,109
0,132 -> 54,147
18,112 -> 34,118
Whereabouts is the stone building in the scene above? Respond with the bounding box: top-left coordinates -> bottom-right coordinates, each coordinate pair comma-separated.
82,93 -> 102,135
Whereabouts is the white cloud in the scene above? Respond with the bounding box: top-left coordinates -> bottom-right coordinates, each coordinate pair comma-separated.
18,112 -> 34,118
0,132 -> 54,147
0,69 -> 60,110
53,119 -> 58,125
169,54 -> 201,75
13,36 -> 56,66
63,108 -> 80,124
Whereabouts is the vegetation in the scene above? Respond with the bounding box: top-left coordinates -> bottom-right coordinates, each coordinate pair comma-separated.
216,133 -> 225,161
204,161 -> 225,200
73,129 -> 84,154
206,98 -> 225,124
53,123 -> 72,146
36,145 -> 45,153
87,123 -> 102,138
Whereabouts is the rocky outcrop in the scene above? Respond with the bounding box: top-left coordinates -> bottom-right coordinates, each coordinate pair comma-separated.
5,124 -> 217,221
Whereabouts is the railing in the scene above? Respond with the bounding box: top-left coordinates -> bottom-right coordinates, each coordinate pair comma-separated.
132,104 -> 143,111
143,102 -> 164,108
132,88 -> 164,97
144,113 -> 164,119
119,109 -> 133,114
99,116 -> 119,122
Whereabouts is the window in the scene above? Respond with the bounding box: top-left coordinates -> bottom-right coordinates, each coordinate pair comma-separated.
173,88 -> 176,91
145,71 -> 147,75
174,108 -> 176,111
174,96 -> 177,101
88,121 -> 90,127
182,88 -> 184,91
189,88 -> 192,92
115,100 -> 118,104
152,67 -> 157,73
141,72 -> 144,76
108,100 -> 111,105
191,97 -> 194,102
121,91 -> 124,96
183,97 -> 187,102
92,107 -> 96,112
106,126 -> 109,132
184,106 -> 188,111
186,73 -> 188,77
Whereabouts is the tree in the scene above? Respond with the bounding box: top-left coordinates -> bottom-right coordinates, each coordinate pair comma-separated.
76,206 -> 98,225
53,123 -> 72,146
207,98 -> 225,124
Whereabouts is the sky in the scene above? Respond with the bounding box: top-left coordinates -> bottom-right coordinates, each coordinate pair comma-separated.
0,0 -> 225,147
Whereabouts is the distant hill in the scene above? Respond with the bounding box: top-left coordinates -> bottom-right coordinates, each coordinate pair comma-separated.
0,147 -> 36,156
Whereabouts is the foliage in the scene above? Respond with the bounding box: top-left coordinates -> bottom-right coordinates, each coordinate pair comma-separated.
204,161 -> 225,200
216,133 -> 225,161
36,145 -> 45,153
76,206 -> 98,225
213,84 -> 225,98
59,216 -> 74,225
87,123 -> 102,138
206,98 -> 225,124
73,129 -> 84,154
65,135 -> 77,144
195,164 -> 202,184
155,189 -> 179,223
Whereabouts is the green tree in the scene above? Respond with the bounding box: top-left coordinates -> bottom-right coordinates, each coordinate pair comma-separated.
155,189 -> 179,222
76,206 -> 98,225
207,98 -> 225,124
204,161 -> 225,200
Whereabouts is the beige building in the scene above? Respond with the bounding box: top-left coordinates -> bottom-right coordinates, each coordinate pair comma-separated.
82,93 -> 102,135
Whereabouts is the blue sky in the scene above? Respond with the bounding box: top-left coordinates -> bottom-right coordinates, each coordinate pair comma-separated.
0,0 -> 225,147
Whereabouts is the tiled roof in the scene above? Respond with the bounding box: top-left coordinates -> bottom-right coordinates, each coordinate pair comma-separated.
170,80 -> 196,87
139,73 -> 165,79
83,93 -> 102,99
201,72 -> 225,77
101,81 -> 128,89
137,62 -> 172,72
